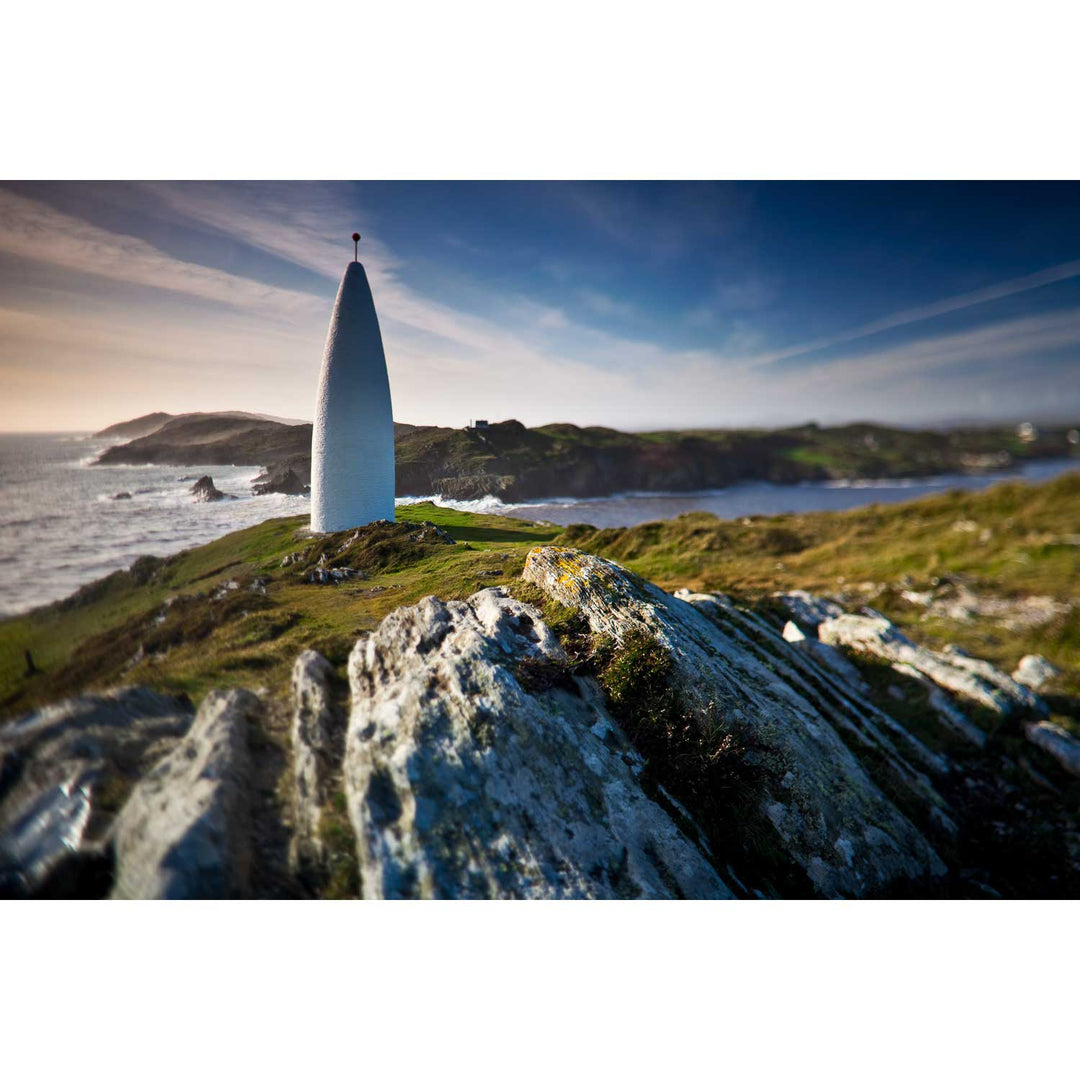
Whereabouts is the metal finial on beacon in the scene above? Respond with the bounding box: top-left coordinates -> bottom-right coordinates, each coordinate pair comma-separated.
352,232 -> 361,261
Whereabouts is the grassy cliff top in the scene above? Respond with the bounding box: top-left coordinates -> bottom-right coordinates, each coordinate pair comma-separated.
0,503 -> 558,716
2,473 -> 1078,721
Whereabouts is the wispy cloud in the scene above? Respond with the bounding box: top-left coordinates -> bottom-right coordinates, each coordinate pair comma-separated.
795,306 -> 1080,385
147,182 -> 397,281
147,182 -> 593,381
685,274 -> 778,326
563,183 -> 752,259
751,258 -> 1080,368
577,287 -> 635,320
0,187 -> 323,317
3,182 -> 1078,433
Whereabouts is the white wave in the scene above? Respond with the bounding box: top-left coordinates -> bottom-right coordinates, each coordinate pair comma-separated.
396,493 -> 514,514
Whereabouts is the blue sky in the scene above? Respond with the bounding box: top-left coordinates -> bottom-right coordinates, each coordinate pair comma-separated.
1,180 -> 1079,431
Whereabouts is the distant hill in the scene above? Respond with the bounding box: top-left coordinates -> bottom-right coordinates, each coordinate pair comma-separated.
393,418 -> 1080,500
94,410 -> 308,440
94,413 -> 419,486
95,412 -> 175,440
92,411 -> 1079,499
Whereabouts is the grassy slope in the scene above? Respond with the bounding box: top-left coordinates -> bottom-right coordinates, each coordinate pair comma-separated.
559,471 -> 1080,707
0,504 -> 558,716
1,475 -> 1077,727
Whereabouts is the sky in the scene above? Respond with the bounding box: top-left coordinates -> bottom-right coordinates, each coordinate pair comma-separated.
1,180 -> 1079,432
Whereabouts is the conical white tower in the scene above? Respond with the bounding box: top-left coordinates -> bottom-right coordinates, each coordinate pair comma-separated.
310,242 -> 395,533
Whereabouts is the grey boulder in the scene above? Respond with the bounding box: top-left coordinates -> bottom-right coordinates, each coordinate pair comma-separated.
289,650 -> 340,882
345,587 -> 731,899
818,613 -> 1045,717
1012,654 -> 1060,691
111,688 -> 257,899
0,687 -> 193,897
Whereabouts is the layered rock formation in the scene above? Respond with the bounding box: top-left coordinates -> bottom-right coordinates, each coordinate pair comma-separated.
344,589 -> 731,899
522,548 -> 948,896
817,613 -> 1045,717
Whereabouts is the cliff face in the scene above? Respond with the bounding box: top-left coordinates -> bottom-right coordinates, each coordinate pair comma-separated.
92,411 -> 1080,500
2,533 -> 1076,899
396,420 -> 1079,499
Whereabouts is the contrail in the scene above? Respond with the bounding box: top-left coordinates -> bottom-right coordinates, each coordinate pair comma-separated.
750,258 -> 1080,368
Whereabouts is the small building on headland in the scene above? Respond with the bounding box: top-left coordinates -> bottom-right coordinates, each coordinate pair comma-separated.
467,419 -> 489,430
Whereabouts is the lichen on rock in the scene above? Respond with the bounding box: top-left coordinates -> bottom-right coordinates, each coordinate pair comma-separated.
523,546 -> 948,897
344,587 -> 731,899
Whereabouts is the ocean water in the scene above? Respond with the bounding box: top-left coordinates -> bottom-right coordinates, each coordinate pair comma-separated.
0,433 -> 310,618
397,456 -> 1080,528
1,432 -> 1077,618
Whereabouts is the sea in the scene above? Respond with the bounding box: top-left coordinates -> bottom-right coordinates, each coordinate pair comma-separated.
1,431 -> 1077,619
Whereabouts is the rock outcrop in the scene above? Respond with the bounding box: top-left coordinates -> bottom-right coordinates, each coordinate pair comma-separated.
780,618 -> 869,692
1024,721 -> 1080,779
190,475 -> 233,503
904,584 -> 1070,631
1013,654 -> 1060,691
289,651 -> 339,883
889,664 -> 988,749
111,689 -> 256,899
305,566 -> 365,585
345,588 -> 732,899
252,465 -> 309,496
0,687 -> 194,897
818,614 -> 1045,717
1,545 -> 1074,900
775,590 -> 845,631
523,548 -> 947,897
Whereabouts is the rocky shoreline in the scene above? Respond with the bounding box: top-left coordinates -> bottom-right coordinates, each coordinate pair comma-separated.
92,411 -> 1080,501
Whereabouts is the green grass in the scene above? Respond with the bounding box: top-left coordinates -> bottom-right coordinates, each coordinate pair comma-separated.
395,501 -> 559,544
0,503 -> 558,717
558,472 -> 1080,698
